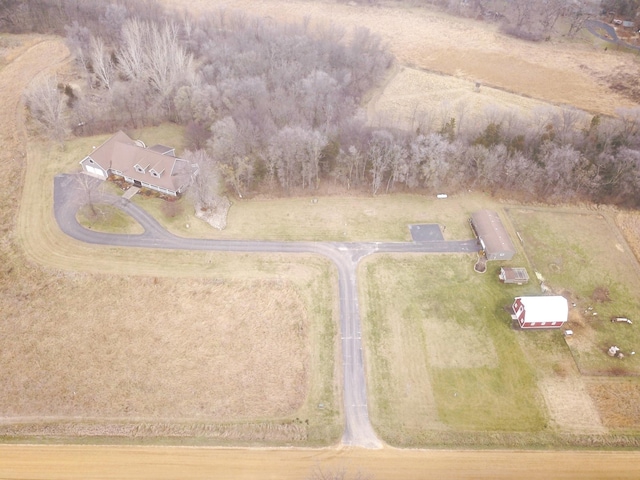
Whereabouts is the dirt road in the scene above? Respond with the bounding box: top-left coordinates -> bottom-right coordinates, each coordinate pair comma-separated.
2,445 -> 640,479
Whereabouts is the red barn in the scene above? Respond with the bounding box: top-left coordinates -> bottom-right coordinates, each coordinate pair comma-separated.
512,296 -> 568,329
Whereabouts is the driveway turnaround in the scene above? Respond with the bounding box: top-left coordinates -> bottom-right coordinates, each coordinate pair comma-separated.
54,174 -> 480,448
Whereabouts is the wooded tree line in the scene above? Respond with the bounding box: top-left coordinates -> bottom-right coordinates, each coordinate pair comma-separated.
9,0 -> 640,208
422,0 -> 602,41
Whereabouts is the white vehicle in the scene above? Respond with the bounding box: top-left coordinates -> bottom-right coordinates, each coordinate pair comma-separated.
611,317 -> 632,324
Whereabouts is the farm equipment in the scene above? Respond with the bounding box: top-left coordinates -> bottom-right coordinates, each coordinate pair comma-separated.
611,317 -> 633,324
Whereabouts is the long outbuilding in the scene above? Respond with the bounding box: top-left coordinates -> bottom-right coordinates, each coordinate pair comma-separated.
469,210 -> 516,261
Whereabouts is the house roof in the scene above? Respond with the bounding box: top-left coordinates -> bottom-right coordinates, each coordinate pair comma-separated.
516,296 -> 568,323
470,210 -> 516,256
82,131 -> 190,193
500,267 -> 529,282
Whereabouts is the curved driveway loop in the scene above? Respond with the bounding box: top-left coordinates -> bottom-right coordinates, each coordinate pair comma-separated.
54,174 -> 479,448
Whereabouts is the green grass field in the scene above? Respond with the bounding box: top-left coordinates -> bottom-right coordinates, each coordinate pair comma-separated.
360,254 -> 547,446
507,208 -> 640,376
360,206 -> 640,447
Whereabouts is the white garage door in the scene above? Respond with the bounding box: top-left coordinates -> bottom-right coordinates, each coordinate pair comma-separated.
85,165 -> 106,178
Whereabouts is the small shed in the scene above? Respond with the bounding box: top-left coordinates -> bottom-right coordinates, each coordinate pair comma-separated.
499,267 -> 529,284
469,210 -> 516,261
512,296 -> 568,329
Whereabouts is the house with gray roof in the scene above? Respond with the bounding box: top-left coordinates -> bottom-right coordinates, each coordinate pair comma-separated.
80,131 -> 197,196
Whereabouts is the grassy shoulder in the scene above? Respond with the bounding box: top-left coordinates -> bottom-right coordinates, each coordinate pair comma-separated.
140,192 -> 500,242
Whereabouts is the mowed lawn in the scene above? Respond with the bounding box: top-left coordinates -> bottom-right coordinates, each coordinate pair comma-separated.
360,254 -> 547,447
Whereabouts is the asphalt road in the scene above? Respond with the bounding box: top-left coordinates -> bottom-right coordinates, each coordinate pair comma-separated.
54,174 -> 479,448
584,19 -> 640,52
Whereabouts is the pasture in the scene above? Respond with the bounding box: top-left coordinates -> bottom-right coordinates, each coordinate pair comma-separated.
359,206 -> 640,447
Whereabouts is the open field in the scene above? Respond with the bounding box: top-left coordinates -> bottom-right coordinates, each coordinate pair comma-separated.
137,189 -> 496,242
0,265 -> 339,445
360,206 -> 640,448
369,66 -> 577,132
507,208 -> 640,376
4,445 -> 640,480
163,0 -> 640,117
360,254 -> 548,447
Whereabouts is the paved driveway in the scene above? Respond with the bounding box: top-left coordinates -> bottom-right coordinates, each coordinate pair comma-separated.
54,173 -> 480,448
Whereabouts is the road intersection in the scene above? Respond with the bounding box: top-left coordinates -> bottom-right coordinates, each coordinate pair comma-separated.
54,173 -> 480,448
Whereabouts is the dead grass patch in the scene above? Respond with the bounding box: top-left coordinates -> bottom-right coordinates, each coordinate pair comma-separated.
588,380 -> 640,429
0,279 -> 308,420
539,378 -> 606,434
616,211 -> 640,265
592,286 -> 612,304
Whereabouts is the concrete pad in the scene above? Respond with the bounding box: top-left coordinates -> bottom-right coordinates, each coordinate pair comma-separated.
122,186 -> 140,200
409,224 -> 444,242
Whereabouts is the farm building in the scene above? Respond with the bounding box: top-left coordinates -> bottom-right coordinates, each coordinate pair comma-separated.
499,267 -> 529,284
512,296 -> 568,329
80,131 -> 198,196
469,210 -> 516,261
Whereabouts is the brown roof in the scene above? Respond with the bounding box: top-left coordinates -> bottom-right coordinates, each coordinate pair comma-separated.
470,210 -> 516,257
83,131 -> 190,193
500,267 -> 529,283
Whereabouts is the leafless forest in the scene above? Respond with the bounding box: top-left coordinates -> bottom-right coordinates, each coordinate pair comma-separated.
4,0 -> 640,207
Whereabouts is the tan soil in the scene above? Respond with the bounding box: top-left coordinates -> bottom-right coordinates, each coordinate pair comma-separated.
3,444 -> 640,480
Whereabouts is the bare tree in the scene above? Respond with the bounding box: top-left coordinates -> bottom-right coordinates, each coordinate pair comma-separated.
24,74 -> 66,141
614,107 -> 640,147
367,130 -> 394,195
64,21 -> 91,75
566,1 -> 594,38
73,172 -> 101,217
184,149 -> 220,208
90,36 -> 114,89
539,0 -> 564,33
